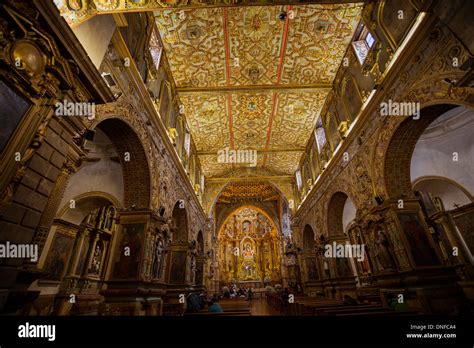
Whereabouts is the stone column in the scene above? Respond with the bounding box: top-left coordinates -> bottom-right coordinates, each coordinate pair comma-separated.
31,159 -> 78,264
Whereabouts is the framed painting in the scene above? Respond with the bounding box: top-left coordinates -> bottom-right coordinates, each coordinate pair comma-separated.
398,212 -> 439,266
44,233 -> 74,281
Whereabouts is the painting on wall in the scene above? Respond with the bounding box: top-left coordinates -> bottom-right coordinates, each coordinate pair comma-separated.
398,212 -> 439,266
306,258 -> 319,280
44,233 -> 74,281
112,224 -> 144,279
169,251 -> 186,284
159,82 -> 171,125
344,77 -> 362,118
336,257 -> 352,277
0,79 -> 30,152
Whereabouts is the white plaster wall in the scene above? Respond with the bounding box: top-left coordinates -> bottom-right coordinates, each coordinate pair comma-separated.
411,107 -> 474,196
342,197 -> 357,232
414,178 -> 471,210
59,129 -> 124,215
72,15 -> 116,69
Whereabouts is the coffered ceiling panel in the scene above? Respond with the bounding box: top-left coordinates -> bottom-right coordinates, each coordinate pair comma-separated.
281,5 -> 363,84
227,7 -> 284,86
155,9 -> 227,88
232,92 -> 274,150
155,3 -> 363,178
265,151 -> 303,175
269,90 -> 328,148
199,152 -> 266,178
179,93 -> 230,152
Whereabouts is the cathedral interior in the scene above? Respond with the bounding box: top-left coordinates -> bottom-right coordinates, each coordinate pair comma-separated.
0,0 -> 473,321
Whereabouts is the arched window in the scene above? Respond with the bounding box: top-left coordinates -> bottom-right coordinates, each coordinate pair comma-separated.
149,26 -> 162,69
314,116 -> 327,153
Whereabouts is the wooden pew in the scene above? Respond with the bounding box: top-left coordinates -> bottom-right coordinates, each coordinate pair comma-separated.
318,304 -> 385,316
185,298 -> 251,316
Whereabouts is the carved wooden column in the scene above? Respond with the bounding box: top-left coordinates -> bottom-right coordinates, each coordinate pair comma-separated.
100,209 -> 165,315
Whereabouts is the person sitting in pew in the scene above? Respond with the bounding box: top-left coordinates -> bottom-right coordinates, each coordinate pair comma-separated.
209,296 -> 224,313
187,291 -> 202,313
343,295 -> 358,306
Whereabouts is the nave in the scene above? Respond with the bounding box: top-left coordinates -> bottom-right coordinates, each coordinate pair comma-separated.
0,0 -> 473,319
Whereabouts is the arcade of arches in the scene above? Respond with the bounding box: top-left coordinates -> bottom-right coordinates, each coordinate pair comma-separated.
0,0 -> 473,316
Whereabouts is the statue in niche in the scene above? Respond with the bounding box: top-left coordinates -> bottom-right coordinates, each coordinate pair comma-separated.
373,225 -> 396,271
242,242 -> 255,258
241,261 -> 257,280
190,254 -> 197,284
433,196 -> 445,212
256,214 -> 265,236
307,258 -> 318,280
255,219 -> 261,235
242,221 -> 251,234
86,208 -> 100,226
89,242 -> 103,275
98,207 -> 107,230
265,258 -> 271,271
187,241 -> 198,284
104,207 -> 115,231
152,235 -> 165,279
265,224 -> 272,235
224,221 -> 234,238
285,253 -> 296,266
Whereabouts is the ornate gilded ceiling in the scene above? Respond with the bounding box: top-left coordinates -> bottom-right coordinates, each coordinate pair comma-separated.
155,4 -> 362,177
55,1 -> 364,28
55,1 -> 363,179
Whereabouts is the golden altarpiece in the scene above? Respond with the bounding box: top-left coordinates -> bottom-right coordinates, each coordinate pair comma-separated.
218,207 -> 282,288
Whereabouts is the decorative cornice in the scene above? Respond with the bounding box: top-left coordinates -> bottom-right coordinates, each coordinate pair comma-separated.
110,30 -> 206,219
296,11 -> 438,218
34,0 -> 115,103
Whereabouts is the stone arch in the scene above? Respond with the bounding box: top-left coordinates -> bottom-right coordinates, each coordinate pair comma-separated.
94,118 -> 151,209
383,104 -> 459,199
57,192 -> 121,225
327,192 -> 357,237
371,76 -> 473,200
302,224 -> 315,251
218,205 -> 279,238
208,179 -> 290,215
413,176 -> 473,209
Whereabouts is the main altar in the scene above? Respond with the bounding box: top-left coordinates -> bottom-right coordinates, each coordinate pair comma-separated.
218,206 -> 282,287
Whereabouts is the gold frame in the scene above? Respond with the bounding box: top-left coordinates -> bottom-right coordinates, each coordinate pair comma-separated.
376,0 -> 420,52
341,75 -> 364,122
0,83 -> 52,200
157,79 -> 173,128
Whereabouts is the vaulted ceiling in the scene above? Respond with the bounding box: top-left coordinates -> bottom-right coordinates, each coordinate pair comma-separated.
155,3 -> 363,178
